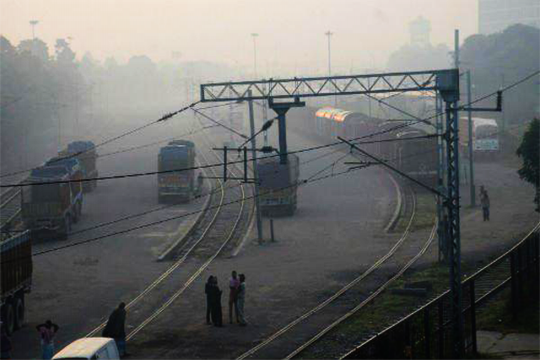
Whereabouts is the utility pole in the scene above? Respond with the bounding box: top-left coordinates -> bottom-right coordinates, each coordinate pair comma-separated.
467,71 -> 475,207
325,31 -> 337,107
500,73 -> 505,134
251,33 -> 259,79
450,28 -> 464,358
247,90 -> 263,243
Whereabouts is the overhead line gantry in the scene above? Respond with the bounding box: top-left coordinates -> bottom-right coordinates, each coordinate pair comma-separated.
200,68 -> 465,357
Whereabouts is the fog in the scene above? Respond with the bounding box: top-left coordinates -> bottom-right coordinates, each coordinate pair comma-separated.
1,0 -> 476,74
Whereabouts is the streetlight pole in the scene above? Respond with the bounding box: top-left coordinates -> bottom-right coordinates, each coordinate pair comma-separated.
325,31 -> 337,107
29,20 -> 39,40
251,33 -> 259,79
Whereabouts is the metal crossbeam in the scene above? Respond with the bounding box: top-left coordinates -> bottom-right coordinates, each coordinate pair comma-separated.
200,69 -> 454,102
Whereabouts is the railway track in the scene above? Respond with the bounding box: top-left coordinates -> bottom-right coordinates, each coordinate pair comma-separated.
86,127 -> 252,341
236,184 -> 425,359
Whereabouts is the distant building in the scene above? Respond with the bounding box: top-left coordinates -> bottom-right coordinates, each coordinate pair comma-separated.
409,16 -> 431,47
479,0 -> 540,34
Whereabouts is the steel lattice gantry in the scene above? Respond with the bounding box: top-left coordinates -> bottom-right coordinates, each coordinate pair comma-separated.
200,68 -> 464,357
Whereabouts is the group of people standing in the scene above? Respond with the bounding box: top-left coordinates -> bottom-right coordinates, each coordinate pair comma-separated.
206,271 -> 247,327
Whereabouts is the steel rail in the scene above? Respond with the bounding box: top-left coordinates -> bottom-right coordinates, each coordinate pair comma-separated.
236,185 -> 418,360
124,130 -> 249,341
85,150 -> 225,338
340,221 -> 539,359
289,222 -> 438,359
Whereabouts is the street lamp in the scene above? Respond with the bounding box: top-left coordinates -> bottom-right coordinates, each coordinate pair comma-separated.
325,31 -> 337,107
29,20 -> 39,39
251,33 -> 259,78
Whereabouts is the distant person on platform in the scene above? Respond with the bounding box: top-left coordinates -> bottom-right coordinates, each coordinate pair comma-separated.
36,320 -> 59,359
209,277 -> 223,327
205,276 -> 214,325
237,274 -> 247,326
103,302 -> 128,357
228,271 -> 240,324
480,187 -> 490,221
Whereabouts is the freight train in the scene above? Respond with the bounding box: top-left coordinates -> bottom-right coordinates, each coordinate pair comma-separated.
292,106 -> 438,188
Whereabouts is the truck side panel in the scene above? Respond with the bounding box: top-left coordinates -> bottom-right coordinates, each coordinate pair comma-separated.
1,231 -> 32,301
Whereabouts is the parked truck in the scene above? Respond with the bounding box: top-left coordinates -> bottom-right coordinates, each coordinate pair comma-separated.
21,164 -> 83,239
257,154 -> 300,216
59,141 -> 98,192
157,140 -> 196,203
1,230 -> 32,335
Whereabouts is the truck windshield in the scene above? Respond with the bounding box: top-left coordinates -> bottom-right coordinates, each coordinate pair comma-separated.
31,183 -> 61,202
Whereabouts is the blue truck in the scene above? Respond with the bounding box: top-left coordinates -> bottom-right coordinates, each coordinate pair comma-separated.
59,141 -> 98,192
157,140 -> 196,203
21,163 -> 83,239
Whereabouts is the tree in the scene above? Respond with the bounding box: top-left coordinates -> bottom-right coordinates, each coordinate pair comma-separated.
461,24 -> 540,127
18,38 -> 49,62
387,43 -> 451,72
516,118 -> 540,211
55,38 -> 76,66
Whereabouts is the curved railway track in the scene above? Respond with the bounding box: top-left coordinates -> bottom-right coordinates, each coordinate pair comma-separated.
236,184 -> 423,360
86,128 -> 252,341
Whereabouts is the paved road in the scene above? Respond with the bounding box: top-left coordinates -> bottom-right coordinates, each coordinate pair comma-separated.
10,109 -> 208,359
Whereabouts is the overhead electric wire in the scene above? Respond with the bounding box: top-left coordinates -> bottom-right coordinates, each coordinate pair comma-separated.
0,101 -> 201,180
2,69 -> 537,188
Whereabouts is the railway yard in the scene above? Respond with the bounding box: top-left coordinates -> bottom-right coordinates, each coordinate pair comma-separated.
0,106 -> 536,359
1,3 -> 539,359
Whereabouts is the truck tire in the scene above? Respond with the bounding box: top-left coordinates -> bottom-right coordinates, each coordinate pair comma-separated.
2,301 -> 15,335
14,296 -> 24,330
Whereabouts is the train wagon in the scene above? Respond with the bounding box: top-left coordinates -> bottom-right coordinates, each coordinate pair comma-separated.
257,154 -> 300,217
64,141 -> 99,192
394,129 -> 438,188
0,230 -> 32,335
21,165 -> 83,239
157,141 -> 195,203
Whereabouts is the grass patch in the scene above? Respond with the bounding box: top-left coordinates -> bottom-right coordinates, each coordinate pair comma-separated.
394,191 -> 437,233
476,288 -> 539,334
301,262 -> 451,358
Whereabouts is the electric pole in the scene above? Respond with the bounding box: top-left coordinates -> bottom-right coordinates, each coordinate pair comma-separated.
247,90 -> 263,243
450,28 -> 464,358
325,31 -> 337,107
467,71 -> 475,207
251,33 -> 259,79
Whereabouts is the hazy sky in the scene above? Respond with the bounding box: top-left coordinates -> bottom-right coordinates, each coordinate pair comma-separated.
1,0 -> 477,75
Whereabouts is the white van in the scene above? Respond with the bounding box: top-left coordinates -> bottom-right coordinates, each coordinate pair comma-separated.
52,337 -> 120,359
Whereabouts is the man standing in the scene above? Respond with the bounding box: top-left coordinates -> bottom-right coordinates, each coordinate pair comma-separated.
36,320 -> 59,359
228,271 -> 240,324
480,188 -> 490,221
103,302 -> 128,356
237,274 -> 247,326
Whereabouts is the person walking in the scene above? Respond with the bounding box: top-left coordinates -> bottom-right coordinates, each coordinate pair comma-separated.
228,271 -> 240,324
480,188 -> 490,221
1,323 -> 12,359
102,302 -> 128,357
209,277 -> 223,327
205,276 -> 214,325
36,320 -> 59,359
237,274 -> 247,326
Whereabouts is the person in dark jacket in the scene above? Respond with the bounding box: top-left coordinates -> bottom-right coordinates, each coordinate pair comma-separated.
205,276 -> 214,324
102,302 -> 128,356
209,277 -> 223,327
